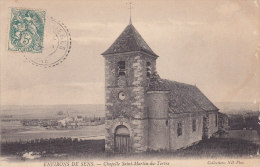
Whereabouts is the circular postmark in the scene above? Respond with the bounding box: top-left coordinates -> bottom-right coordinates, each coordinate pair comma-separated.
24,16 -> 71,67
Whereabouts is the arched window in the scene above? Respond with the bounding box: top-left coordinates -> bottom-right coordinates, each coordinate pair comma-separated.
192,119 -> 196,132
215,114 -> 218,127
118,61 -> 126,76
146,62 -> 151,77
177,122 -> 182,136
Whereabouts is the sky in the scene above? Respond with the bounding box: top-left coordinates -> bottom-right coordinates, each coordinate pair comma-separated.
0,0 -> 259,105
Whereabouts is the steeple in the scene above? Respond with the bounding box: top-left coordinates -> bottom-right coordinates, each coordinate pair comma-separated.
102,1 -> 157,57
102,23 -> 158,57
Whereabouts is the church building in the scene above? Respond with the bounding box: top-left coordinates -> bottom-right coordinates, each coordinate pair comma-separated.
101,21 -> 219,153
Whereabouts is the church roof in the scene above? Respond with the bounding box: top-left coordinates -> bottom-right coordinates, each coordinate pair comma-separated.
148,73 -> 169,91
148,74 -> 219,113
102,23 -> 158,57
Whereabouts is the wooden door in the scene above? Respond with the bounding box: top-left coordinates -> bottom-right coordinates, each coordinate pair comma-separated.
114,134 -> 130,153
114,125 -> 130,153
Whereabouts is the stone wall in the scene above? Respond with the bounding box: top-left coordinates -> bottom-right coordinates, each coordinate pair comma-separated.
105,118 -> 148,152
218,112 -> 229,131
104,52 -> 156,88
103,51 -> 157,153
147,91 -> 170,150
207,112 -> 218,138
169,113 -> 203,150
202,115 -> 209,139
202,111 -> 218,139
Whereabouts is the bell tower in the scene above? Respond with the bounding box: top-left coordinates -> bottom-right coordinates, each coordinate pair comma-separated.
101,22 -> 158,153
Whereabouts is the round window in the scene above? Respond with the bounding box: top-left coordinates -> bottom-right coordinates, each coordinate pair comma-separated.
118,92 -> 126,100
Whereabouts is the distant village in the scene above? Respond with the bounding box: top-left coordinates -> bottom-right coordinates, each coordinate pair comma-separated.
4,111 -> 105,129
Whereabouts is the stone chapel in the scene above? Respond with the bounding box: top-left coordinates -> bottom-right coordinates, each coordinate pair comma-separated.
101,21 -> 219,153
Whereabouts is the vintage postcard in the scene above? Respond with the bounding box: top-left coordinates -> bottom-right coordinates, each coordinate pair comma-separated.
0,0 -> 259,167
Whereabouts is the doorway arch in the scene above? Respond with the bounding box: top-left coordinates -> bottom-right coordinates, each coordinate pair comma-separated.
114,125 -> 130,153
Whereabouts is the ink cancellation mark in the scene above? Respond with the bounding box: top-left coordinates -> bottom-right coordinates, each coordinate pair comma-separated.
24,16 -> 71,68
8,8 -> 46,53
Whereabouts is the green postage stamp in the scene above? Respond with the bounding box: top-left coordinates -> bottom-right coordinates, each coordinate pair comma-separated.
8,8 -> 46,53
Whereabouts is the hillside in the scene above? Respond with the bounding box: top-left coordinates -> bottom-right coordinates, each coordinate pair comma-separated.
0,104 -> 105,119
216,102 -> 259,114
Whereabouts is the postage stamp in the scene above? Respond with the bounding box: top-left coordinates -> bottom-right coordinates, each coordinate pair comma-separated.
8,8 -> 46,53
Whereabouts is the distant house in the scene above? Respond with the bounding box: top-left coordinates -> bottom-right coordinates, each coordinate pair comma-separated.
102,21 -> 219,153
75,115 -> 84,122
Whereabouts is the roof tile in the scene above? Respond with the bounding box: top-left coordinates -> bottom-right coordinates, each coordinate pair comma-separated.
148,73 -> 219,113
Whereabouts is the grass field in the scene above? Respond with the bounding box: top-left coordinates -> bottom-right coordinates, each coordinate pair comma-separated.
170,138 -> 260,158
224,130 -> 259,143
1,137 -> 260,160
1,121 -> 105,142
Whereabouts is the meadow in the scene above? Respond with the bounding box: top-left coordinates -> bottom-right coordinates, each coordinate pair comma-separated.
1,120 -> 105,142
2,138 -> 260,159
